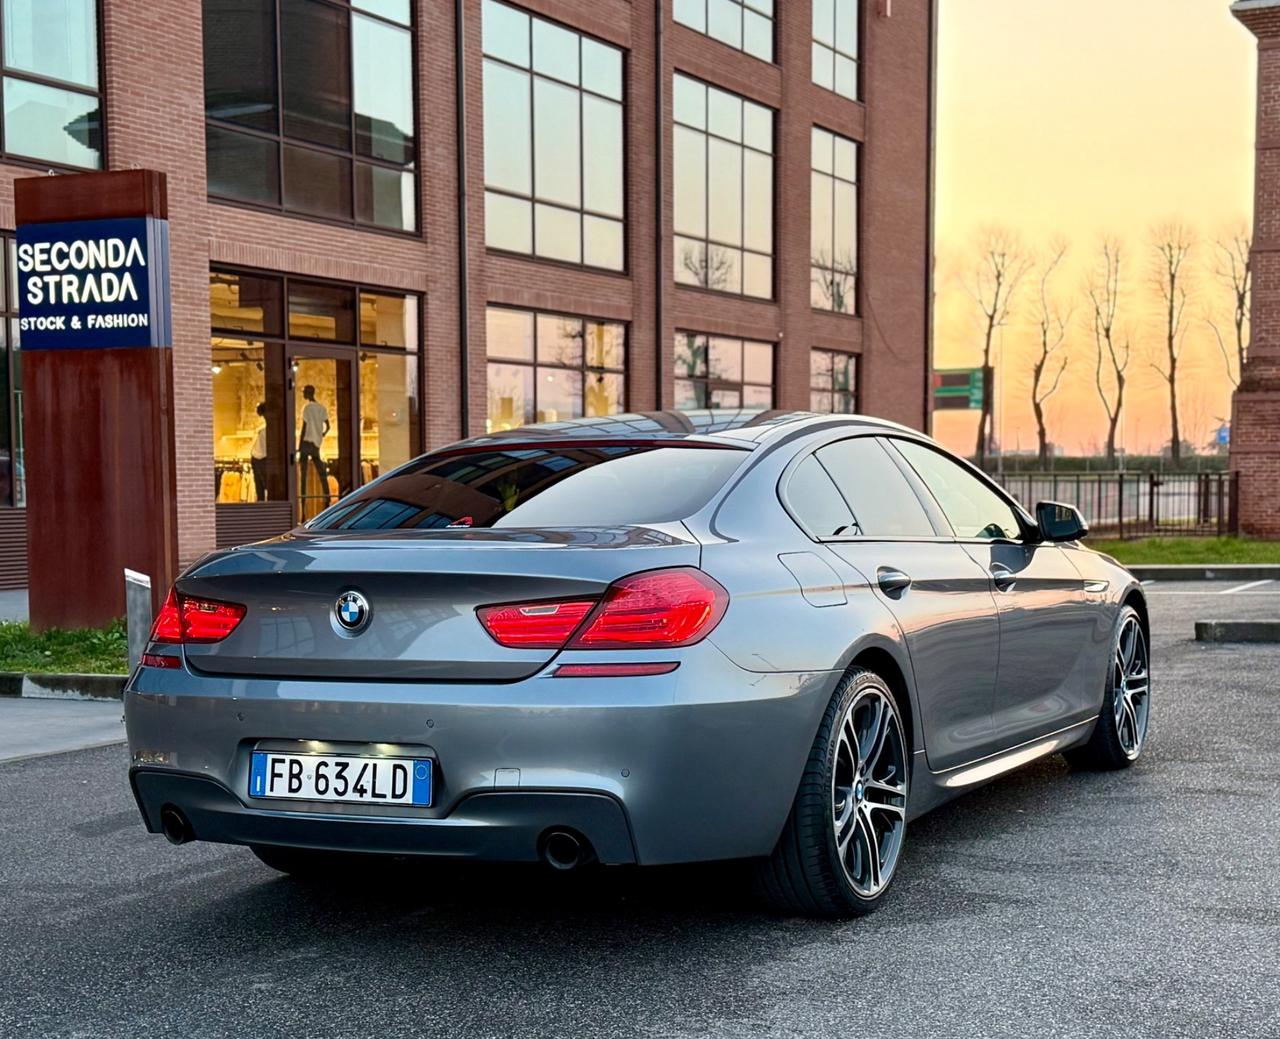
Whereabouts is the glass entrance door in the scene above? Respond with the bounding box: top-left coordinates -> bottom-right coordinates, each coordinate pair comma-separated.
291,354 -> 354,523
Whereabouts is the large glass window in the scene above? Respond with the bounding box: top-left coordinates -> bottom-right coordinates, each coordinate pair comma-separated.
674,0 -> 773,63
211,269 -> 421,518
811,127 -> 858,314
891,438 -> 1024,541
674,332 -> 773,409
673,74 -> 773,299
204,0 -> 417,232
817,438 -> 936,538
812,0 -> 859,101
784,455 -> 854,538
0,236 -> 23,507
810,349 -> 858,414
482,1 -> 624,271
1,0 -> 102,168
311,444 -> 748,531
486,306 -> 626,431
312,442 -> 747,532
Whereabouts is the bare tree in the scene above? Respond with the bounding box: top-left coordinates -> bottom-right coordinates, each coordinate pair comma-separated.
1149,222 -> 1194,463
679,243 -> 736,293
1181,387 -> 1214,456
811,250 -> 858,314
1206,227 -> 1251,386
1028,239 -> 1072,467
964,229 -> 1031,468
1086,238 -> 1130,467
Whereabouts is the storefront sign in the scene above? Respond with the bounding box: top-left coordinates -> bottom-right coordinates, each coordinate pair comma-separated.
15,216 -> 171,349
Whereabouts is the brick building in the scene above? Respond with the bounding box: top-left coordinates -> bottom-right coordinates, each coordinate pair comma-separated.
0,0 -> 936,586
1232,0 -> 1280,538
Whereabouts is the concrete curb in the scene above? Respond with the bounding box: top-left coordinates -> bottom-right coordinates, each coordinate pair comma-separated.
1194,620 -> 1280,644
0,672 -> 127,700
1127,563 -> 1280,582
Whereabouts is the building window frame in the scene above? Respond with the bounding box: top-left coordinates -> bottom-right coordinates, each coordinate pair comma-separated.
485,304 -> 628,431
810,348 -> 858,414
481,0 -> 627,272
0,0 -> 106,171
210,265 -> 424,515
810,125 -> 859,315
672,73 -> 775,300
203,0 -> 420,236
674,331 -> 774,409
812,0 -> 860,102
673,0 -> 775,64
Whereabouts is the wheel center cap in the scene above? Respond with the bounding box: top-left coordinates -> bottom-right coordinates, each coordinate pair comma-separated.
854,780 -> 865,803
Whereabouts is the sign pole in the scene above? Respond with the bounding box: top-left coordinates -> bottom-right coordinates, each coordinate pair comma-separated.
15,171 -> 177,631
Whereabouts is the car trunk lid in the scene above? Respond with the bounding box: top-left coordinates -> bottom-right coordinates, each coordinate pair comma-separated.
177,526 -> 700,681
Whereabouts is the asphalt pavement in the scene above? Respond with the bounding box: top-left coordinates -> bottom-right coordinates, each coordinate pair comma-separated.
1,583 -> 1277,1038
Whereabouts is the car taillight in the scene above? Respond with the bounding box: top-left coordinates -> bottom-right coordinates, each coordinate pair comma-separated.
149,588 -> 246,645
477,568 -> 729,652
477,600 -> 596,648
182,597 -> 247,642
151,589 -> 183,643
568,568 -> 728,648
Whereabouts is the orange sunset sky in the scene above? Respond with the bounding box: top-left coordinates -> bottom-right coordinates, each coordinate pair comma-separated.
932,0 -> 1257,459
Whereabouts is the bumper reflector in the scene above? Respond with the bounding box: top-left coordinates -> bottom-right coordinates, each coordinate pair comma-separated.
141,653 -> 182,670
552,662 -> 679,678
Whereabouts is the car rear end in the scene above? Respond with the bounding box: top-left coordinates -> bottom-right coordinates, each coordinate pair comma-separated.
125,435 -> 834,867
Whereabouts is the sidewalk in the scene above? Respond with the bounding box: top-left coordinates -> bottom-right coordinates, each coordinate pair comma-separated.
0,697 -> 124,764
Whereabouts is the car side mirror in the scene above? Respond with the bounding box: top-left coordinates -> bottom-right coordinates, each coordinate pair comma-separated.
1035,501 -> 1089,542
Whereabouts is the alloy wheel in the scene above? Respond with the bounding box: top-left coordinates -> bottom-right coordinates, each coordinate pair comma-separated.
1113,615 -> 1150,759
831,686 -> 908,898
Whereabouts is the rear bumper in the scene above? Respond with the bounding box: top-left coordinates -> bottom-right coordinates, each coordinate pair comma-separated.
123,651 -> 837,865
131,770 -> 637,863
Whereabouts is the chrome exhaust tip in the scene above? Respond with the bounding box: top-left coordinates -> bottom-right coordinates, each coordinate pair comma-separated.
541,830 -> 585,870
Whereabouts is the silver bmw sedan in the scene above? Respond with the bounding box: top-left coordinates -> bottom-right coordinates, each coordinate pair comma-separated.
125,410 -> 1150,917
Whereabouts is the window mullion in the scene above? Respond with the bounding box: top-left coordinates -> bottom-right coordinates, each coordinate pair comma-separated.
528,70 -> 537,256
0,0 -> 7,168
347,3 -> 357,221
578,46 -> 585,264
703,130 -> 710,284
274,0 -> 286,204
531,316 -> 540,417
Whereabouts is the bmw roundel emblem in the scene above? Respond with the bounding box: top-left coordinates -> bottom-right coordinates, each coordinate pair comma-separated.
334,590 -> 371,633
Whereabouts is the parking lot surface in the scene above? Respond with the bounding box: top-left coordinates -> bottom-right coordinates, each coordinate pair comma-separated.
1,583 -> 1277,1038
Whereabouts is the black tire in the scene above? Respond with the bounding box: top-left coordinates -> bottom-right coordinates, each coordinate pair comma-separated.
755,668 -> 910,918
1065,604 -> 1150,771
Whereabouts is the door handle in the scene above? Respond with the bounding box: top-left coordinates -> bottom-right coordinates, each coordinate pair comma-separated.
990,564 -> 1017,592
877,567 -> 912,595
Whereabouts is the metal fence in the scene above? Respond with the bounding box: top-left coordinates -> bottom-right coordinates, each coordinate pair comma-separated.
993,471 -> 1239,539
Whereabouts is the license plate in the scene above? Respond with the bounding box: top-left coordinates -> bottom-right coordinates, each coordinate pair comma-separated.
248,751 -> 432,807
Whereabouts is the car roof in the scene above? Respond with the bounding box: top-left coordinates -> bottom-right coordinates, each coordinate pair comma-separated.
446,410 -> 925,450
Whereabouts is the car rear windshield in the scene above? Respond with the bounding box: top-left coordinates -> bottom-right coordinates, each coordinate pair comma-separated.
308,444 -> 750,530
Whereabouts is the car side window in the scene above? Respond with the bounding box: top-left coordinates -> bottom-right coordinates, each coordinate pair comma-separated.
892,439 -> 1023,541
785,455 -> 855,537
815,438 -> 936,538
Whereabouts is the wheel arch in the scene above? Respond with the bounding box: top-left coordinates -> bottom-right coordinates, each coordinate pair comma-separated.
1122,586 -> 1150,643
850,645 -> 919,763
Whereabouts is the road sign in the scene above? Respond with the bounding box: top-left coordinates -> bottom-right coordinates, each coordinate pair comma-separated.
932,367 -> 985,410
1216,424 -> 1231,446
